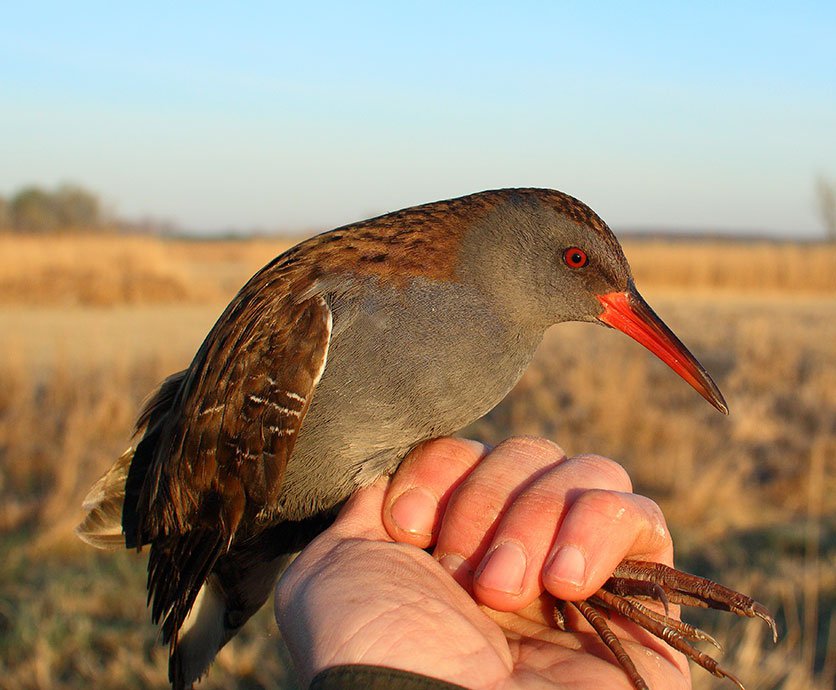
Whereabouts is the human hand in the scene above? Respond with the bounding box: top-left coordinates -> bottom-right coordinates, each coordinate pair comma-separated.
275,437 -> 690,689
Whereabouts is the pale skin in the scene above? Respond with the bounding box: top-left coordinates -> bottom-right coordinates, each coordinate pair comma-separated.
275,437 -> 691,689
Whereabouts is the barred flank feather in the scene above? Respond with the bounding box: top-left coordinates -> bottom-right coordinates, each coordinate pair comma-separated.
77,235 -> 335,688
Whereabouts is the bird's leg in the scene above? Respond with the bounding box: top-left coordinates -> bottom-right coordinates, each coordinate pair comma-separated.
571,599 -> 650,690
591,589 -> 745,689
596,590 -> 722,649
609,560 -> 777,640
554,559 -> 776,690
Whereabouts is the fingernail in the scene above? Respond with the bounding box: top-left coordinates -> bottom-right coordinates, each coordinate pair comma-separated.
389,487 -> 437,536
439,553 -> 471,580
460,439 -> 491,456
547,545 -> 586,587
476,541 -> 527,595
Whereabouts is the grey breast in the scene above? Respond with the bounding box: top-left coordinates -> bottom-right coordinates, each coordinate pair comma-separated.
276,275 -> 544,520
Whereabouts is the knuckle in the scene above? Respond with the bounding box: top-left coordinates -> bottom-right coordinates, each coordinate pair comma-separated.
568,454 -> 633,492
505,485 -> 558,520
446,476 -> 505,521
441,437 -> 569,527
633,494 -> 670,547
493,435 -> 566,464
420,436 -> 482,459
573,491 -> 672,553
575,488 -> 630,522
402,437 -> 484,478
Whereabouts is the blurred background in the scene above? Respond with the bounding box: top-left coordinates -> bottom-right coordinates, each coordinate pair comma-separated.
0,2 -> 833,689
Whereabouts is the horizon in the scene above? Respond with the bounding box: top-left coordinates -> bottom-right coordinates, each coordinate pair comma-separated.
2,2 -> 834,239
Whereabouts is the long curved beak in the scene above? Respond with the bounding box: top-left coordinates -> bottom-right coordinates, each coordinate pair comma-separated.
597,288 -> 729,414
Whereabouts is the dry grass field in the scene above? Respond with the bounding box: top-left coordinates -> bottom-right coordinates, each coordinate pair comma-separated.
0,233 -> 834,689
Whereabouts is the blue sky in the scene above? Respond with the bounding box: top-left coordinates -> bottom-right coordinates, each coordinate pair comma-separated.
1,2 -> 834,236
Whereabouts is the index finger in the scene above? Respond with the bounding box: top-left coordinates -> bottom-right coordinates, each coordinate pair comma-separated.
382,438 -> 489,548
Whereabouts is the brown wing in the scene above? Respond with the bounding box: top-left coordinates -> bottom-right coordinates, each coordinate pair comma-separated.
158,292 -> 331,535
130,282 -> 331,653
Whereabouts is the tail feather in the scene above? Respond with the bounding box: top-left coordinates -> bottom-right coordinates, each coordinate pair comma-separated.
75,448 -> 134,550
149,532 -> 223,638
77,368 -> 340,689
134,369 -> 189,436
123,369 -> 188,549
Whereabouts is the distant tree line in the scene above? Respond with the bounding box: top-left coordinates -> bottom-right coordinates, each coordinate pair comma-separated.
3,179 -> 835,238
0,184 -> 104,233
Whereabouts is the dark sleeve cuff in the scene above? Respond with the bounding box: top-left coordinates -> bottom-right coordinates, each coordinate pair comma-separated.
310,664 -> 468,690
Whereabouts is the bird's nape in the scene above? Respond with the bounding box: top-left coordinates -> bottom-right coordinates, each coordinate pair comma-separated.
596,287 -> 729,415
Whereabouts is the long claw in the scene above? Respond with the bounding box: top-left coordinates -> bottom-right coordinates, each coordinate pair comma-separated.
612,560 -> 777,639
753,602 -> 779,643
552,600 -> 569,631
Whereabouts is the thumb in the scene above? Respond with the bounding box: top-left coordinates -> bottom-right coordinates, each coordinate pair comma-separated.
328,477 -> 393,543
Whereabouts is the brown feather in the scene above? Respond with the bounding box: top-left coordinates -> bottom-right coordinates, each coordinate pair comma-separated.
75,447 -> 134,549
100,187 -> 618,687
268,187 -> 612,287
129,290 -> 331,664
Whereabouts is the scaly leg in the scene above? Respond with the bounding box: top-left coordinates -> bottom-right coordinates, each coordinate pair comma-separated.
555,559 -> 777,690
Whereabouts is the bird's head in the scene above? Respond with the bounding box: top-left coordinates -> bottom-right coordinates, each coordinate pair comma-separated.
458,188 -> 728,414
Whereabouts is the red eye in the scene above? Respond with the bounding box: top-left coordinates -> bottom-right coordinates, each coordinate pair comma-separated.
563,247 -> 588,268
